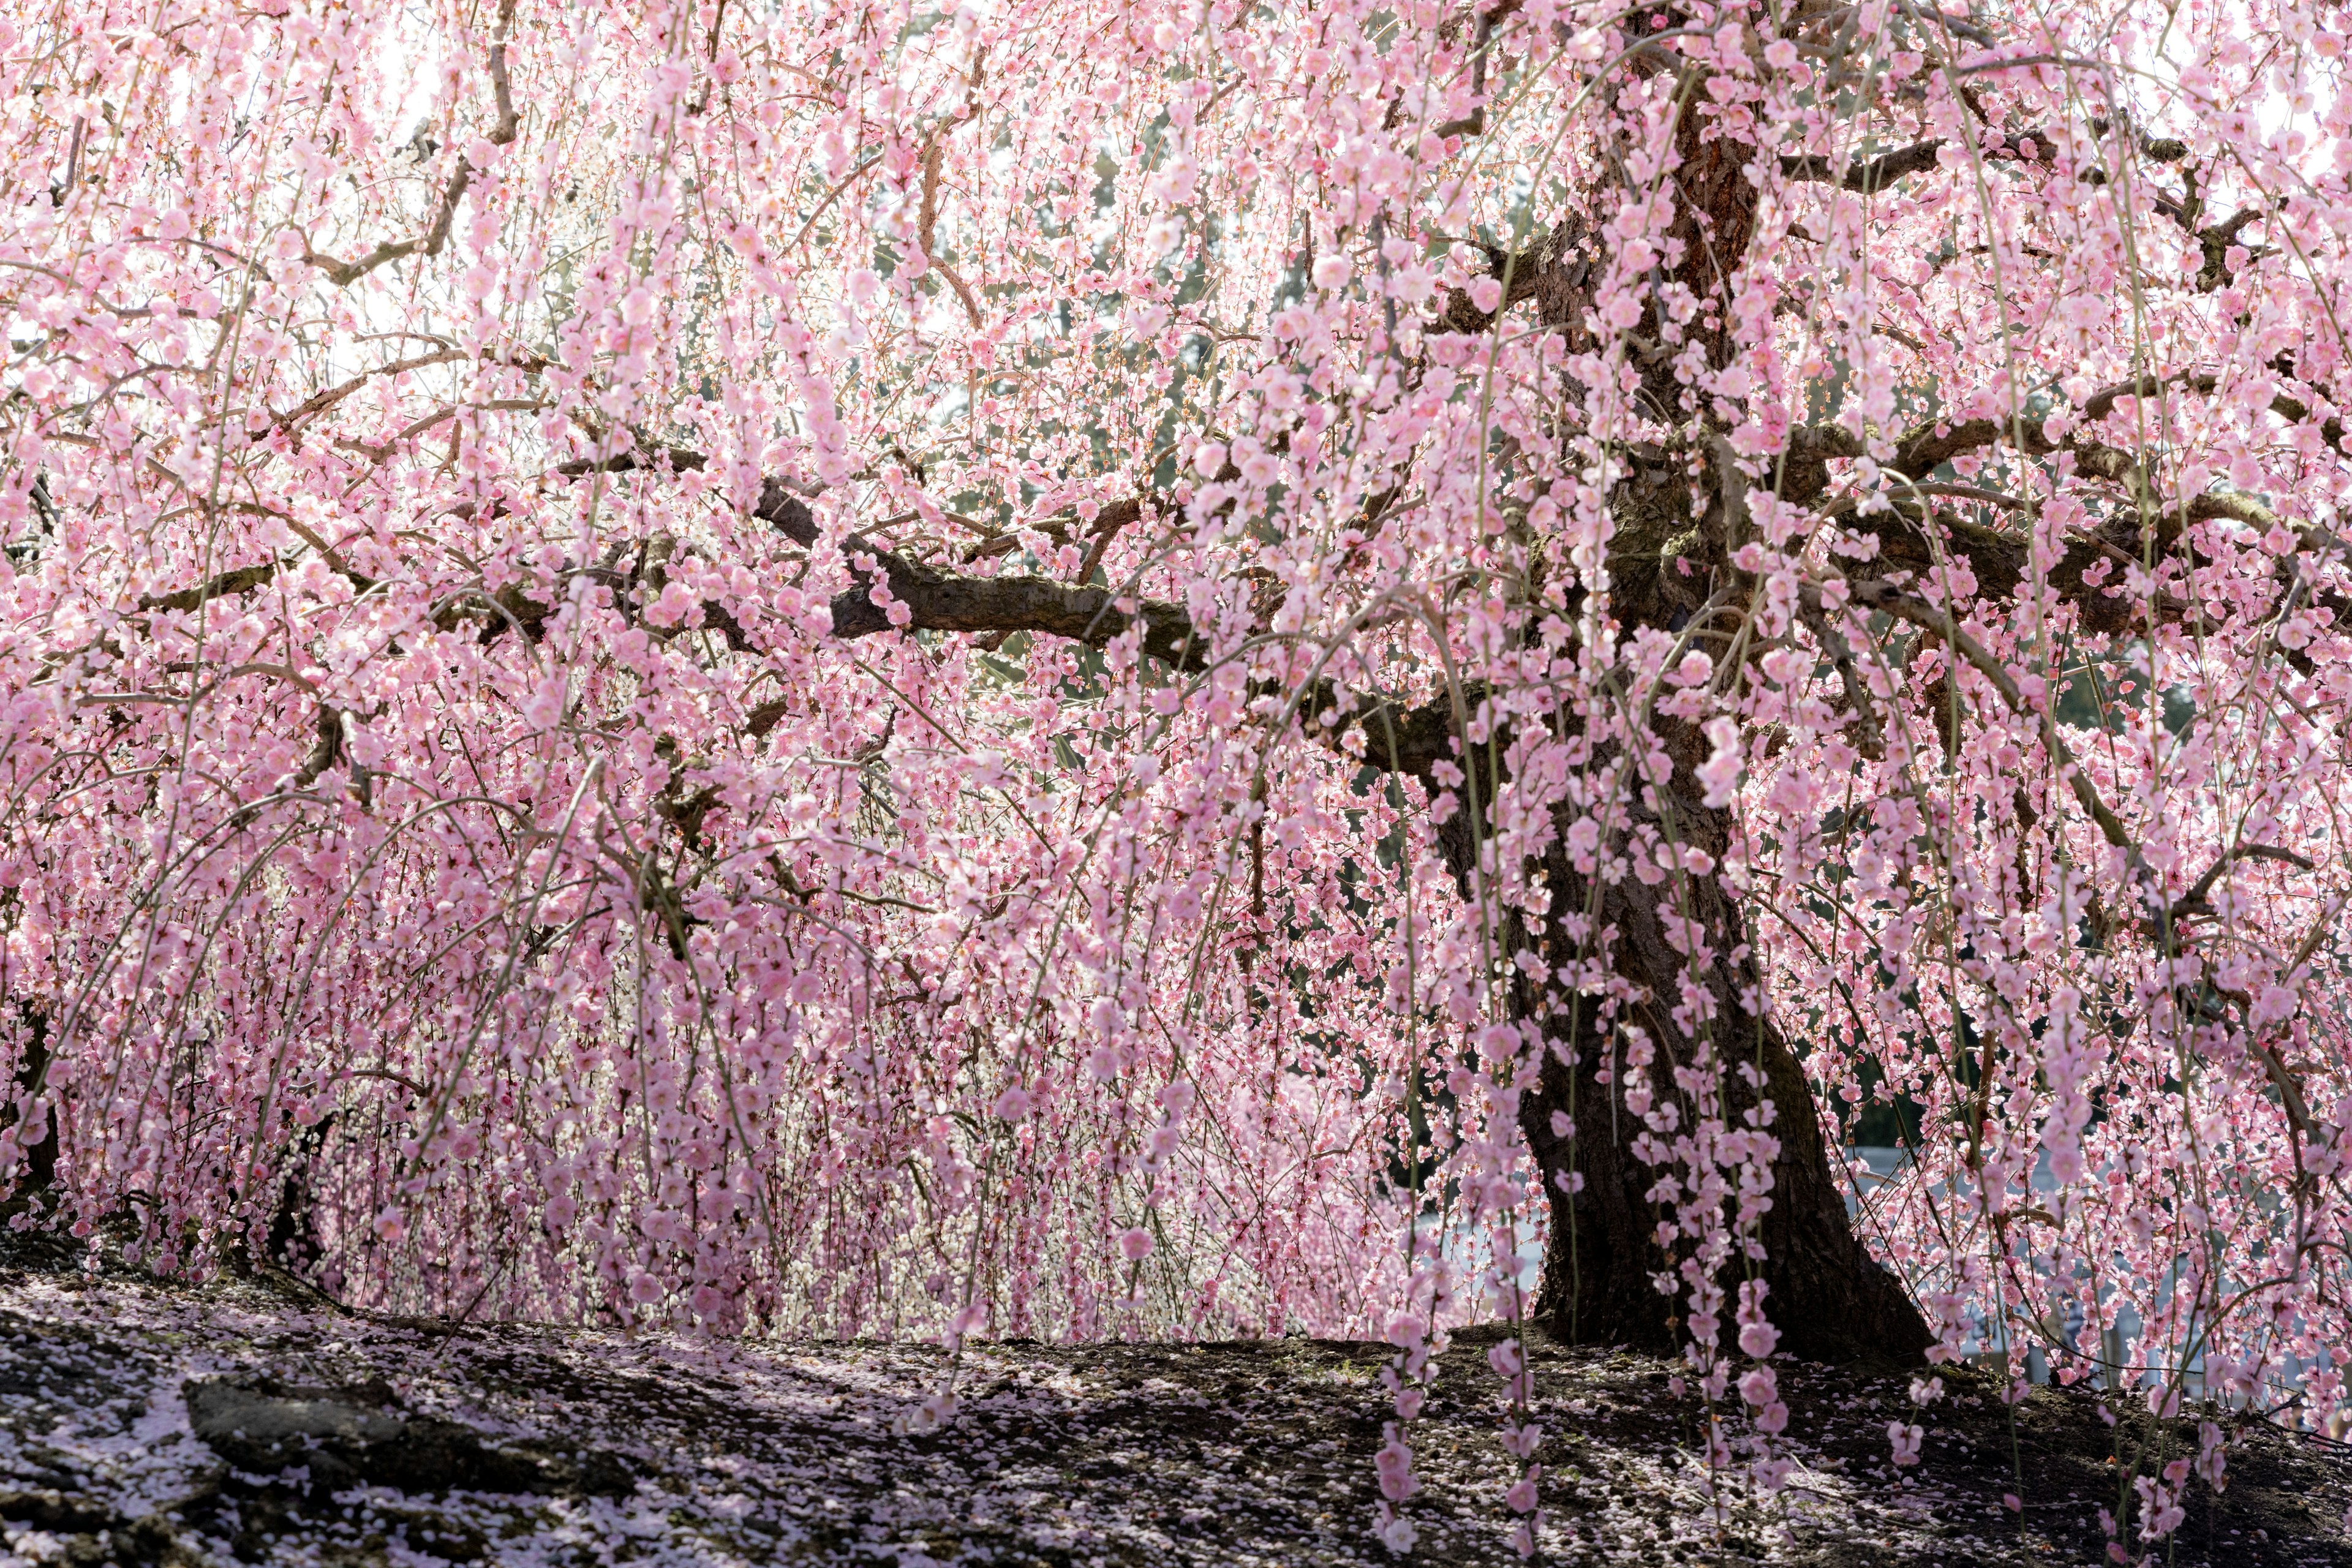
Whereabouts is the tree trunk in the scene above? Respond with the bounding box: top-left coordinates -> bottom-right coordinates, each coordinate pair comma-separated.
8,1003 -> 56,1193
265,1115 -> 335,1277
1432,747 -> 1929,1362
1547,793 -> 1925,1361
1425,14 -> 1931,1364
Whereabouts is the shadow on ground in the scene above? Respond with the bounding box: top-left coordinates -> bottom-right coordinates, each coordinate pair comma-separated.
0,1230 -> 2346,1565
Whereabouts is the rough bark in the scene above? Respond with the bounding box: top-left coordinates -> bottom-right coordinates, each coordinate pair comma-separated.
1415,698 -> 1929,1361
1461,51 -> 1929,1360
8,1003 -> 56,1192
1523,786 -> 1929,1361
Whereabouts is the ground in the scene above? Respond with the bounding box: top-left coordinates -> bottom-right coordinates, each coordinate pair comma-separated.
0,1235 -> 2348,1566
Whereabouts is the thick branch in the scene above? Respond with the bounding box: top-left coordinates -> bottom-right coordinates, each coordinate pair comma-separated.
745,478 -> 1199,665
1781,138 -> 1948,191
287,705 -> 355,794
1780,119 -> 2187,194
1785,364 -> 2352,636
748,478 -> 1460,773
140,562 -> 277,615
119,470 -> 1463,785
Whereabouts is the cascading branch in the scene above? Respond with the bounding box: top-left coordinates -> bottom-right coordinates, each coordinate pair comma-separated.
3,0 -> 2350,1548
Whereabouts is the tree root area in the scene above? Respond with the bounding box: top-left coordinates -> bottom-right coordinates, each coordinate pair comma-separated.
0,1256 -> 2346,1564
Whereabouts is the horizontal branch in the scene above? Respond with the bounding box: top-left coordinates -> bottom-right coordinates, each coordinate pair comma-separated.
140,562 -> 277,615
749,481 -> 1201,670
1784,362 -> 2352,638
1779,119 -> 2187,194
1781,139 -> 1946,192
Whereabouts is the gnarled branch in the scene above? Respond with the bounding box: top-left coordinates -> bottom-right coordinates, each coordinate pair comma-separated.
306,0 -> 521,287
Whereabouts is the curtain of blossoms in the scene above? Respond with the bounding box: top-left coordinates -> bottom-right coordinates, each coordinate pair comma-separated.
5,0 -> 2352,1534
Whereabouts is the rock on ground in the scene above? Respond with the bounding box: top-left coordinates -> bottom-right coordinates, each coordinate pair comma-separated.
1,1243 -> 2348,1565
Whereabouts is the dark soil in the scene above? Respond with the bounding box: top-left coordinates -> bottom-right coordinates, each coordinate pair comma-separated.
0,1231 -> 2346,1564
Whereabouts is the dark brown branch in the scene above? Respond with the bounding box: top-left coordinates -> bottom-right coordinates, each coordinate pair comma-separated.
122,467 -> 1456,785
1072,496 -> 1145,584
1437,227 -> 1587,334
1782,138 -> 1948,191
828,549 -> 1207,670
140,562 -> 277,614
2190,206 -> 2264,291
306,0 -> 521,287
2179,842 -> 2316,916
1780,118 -> 2188,194
1786,436 -> 2174,637
553,445 -> 710,480
742,478 -> 1467,775
289,704 -> 343,791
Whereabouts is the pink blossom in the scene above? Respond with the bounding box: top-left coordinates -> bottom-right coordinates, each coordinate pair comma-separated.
1888,1421 -> 1923,1467
1374,1433 -> 1420,1502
